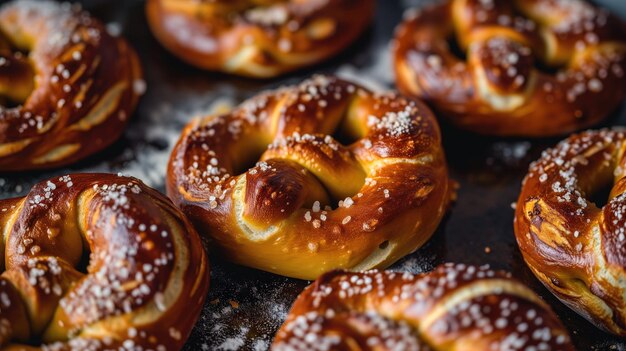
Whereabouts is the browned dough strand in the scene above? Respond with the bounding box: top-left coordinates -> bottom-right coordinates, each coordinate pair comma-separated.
393,0 -> 626,136
515,128 -> 626,335
0,0 -> 143,171
146,0 -> 374,78
168,75 -> 453,280
273,264 -> 574,350
0,173 -> 209,350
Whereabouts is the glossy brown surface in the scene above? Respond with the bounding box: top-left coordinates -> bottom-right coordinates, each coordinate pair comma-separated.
0,0 -> 624,349
515,129 -> 626,336
273,264 -> 574,350
393,0 -> 626,137
0,0 -> 143,171
146,0 -> 374,78
168,76 -> 453,280
0,174 -> 209,350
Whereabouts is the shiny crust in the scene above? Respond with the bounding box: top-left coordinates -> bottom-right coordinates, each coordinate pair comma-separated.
167,75 -> 453,280
0,174 -> 210,350
515,129 -> 626,336
393,0 -> 626,137
272,263 -> 574,350
0,1 -> 143,171
145,0 -> 374,78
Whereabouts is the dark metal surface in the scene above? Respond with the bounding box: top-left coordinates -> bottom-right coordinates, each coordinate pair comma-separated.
1,0 -> 625,350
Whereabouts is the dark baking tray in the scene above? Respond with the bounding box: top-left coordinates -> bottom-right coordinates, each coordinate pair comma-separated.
1,0 -> 625,349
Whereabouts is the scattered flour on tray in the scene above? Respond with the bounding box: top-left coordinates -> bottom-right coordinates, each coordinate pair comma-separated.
487,141 -> 532,167
106,94 -> 236,188
183,264 -> 298,351
390,250 -> 437,274
217,326 -> 248,351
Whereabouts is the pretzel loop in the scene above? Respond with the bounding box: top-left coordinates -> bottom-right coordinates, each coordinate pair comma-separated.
393,0 -> 626,136
515,129 -> 626,336
0,1 -> 143,170
272,264 -> 575,350
168,76 -> 452,280
146,0 -> 374,78
0,174 -> 209,350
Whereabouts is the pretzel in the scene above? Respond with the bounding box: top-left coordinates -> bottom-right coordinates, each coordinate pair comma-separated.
393,0 -> 626,137
0,173 -> 209,350
167,75 -> 453,280
145,0 -> 374,78
0,0 -> 143,171
272,263 -> 574,350
515,128 -> 626,336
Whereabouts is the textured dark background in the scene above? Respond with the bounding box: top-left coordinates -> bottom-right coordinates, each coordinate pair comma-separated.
1,0 -> 625,350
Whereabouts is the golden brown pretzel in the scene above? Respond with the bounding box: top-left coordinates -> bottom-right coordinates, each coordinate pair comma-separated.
0,173 -> 209,350
272,263 -> 574,350
0,1 -> 143,171
145,0 -> 374,78
515,128 -> 626,336
393,0 -> 626,137
167,75 -> 453,280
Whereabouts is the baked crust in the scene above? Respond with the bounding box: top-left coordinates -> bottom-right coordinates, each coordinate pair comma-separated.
0,0 -> 143,171
515,128 -> 626,335
146,0 -> 374,78
273,264 -> 574,350
167,75 -> 453,280
0,173 -> 209,350
393,0 -> 626,136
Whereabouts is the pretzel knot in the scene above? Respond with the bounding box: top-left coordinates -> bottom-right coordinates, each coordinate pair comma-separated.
393,0 -> 626,136
515,129 -> 626,336
0,174 -> 209,350
145,0 -> 374,78
167,76 -> 453,280
0,0 -> 143,171
272,263 -> 574,350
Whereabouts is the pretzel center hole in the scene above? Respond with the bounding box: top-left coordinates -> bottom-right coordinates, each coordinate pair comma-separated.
447,34 -> 467,61
331,125 -> 360,147
75,248 -> 92,275
588,181 -> 614,208
577,152 -> 625,209
234,147 -> 269,177
533,58 -> 561,76
0,35 -> 35,107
